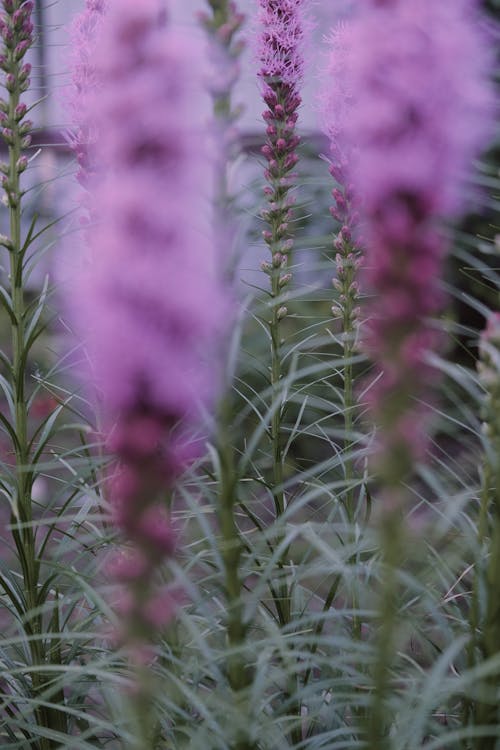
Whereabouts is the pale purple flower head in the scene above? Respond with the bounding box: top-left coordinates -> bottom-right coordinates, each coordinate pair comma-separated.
321,0 -> 495,479
79,0 -> 222,442
65,0 -> 106,185
256,0 -> 311,87
343,0 -> 495,232
65,0 -> 225,636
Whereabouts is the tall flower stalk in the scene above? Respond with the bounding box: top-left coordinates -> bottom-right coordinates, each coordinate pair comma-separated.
67,0 -> 225,744
321,21 -> 363,525
318,26 -> 365,714
0,2 -> 69,745
256,0 -> 310,741
257,0 -> 309,625
199,4 -> 258,748
321,0 -> 495,745
475,313 -> 500,748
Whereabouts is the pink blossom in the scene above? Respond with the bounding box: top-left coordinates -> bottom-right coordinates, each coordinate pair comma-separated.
321,0 -> 495,479
65,0 -> 106,186
66,0 -> 225,638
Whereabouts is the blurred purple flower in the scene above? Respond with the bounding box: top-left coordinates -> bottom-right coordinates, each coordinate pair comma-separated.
65,0 -> 106,186
322,0 -> 495,479
68,0 -> 225,636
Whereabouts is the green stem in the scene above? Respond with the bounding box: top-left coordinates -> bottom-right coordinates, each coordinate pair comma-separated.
216,398 -> 257,750
259,77 -> 302,744
1,10 -> 65,744
475,473 -> 500,749
474,320 -> 500,747
7,69 -> 51,750
466,467 -> 490,736
367,507 -> 404,750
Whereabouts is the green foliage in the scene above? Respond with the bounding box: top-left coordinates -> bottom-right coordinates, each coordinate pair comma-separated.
0,3 -> 499,749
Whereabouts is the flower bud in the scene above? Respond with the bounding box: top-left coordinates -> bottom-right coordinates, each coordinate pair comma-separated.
14,39 -> 30,60
5,72 -> 15,91
1,126 -> 13,144
277,306 -> 287,320
279,273 -> 292,287
14,101 -> 26,120
19,61 -> 31,80
18,118 -> 31,135
16,155 -> 28,172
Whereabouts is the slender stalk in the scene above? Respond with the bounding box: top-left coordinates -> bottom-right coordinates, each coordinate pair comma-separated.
330,218 -> 364,732
474,316 -> 500,748
366,504 -> 405,750
256,0 -> 311,730
201,7 -> 255,745
259,77 -> 301,742
215,398 -> 257,750
0,3 -> 62,745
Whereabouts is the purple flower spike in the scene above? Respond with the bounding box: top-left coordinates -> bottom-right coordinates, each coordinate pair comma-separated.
323,0 -> 495,482
65,0 -> 106,187
256,0 -> 312,287
68,0 -> 226,641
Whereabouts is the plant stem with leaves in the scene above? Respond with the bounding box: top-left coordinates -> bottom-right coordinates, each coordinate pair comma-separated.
0,2 -> 67,746
474,314 -> 500,748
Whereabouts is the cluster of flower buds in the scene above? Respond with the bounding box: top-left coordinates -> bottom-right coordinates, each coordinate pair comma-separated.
257,0 -> 311,317
0,0 -> 33,208
328,154 -> 363,338
198,1 -> 245,113
66,0 -> 107,189
198,1 -> 245,280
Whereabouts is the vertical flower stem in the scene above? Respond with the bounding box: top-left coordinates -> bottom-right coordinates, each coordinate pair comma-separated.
331,230 -> 362,525
259,76 -> 301,741
367,501 -> 405,749
200,5 -> 254,743
474,316 -> 500,748
215,398 -> 257,750
0,2 -> 61,744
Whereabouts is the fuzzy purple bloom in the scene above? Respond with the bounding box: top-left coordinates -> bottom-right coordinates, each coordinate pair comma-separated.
322,0 -> 495,479
320,22 -> 363,329
257,0 -> 311,87
80,0 -> 222,454
65,0 -> 106,186
68,0 -> 225,637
